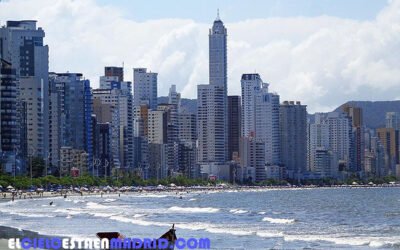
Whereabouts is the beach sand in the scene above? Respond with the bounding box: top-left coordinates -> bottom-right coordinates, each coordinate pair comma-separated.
0,226 -> 49,250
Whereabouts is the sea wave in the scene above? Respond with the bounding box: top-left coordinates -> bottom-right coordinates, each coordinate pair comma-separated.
168,206 -> 220,213
8,211 -> 55,218
132,214 -> 146,218
283,234 -> 400,247
262,217 -> 295,224
256,231 -> 284,238
206,227 -> 252,236
178,222 -> 254,236
86,202 -> 108,209
229,209 -> 248,214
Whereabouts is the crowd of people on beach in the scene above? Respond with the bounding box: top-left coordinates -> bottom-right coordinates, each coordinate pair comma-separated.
1,181 -> 399,204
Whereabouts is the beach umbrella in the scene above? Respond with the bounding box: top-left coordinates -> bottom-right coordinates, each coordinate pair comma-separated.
7,185 -> 13,189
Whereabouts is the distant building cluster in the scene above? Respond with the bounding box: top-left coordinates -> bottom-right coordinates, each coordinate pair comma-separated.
0,17 -> 399,182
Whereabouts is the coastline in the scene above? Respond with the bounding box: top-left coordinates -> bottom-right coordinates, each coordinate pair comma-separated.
0,225 -> 51,250
1,183 -> 399,203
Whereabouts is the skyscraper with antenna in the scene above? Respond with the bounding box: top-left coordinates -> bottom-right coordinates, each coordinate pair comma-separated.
198,10 -> 228,165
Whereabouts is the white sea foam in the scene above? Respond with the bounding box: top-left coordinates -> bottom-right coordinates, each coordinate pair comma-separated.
168,206 -> 220,213
178,222 -> 254,236
108,215 -> 170,227
86,202 -> 107,209
104,198 -> 116,202
73,200 -> 85,204
256,231 -> 284,238
262,217 -> 295,224
189,198 -> 197,201
206,227 -> 252,236
8,211 -> 55,218
141,194 -> 168,198
258,211 -> 266,215
229,209 -> 248,214
283,234 -> 400,247
132,214 -> 146,218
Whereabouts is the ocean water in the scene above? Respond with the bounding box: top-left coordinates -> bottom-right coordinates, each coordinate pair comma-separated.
0,187 -> 400,249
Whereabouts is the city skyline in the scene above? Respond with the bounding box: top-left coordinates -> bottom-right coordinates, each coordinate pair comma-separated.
1,0 -> 399,113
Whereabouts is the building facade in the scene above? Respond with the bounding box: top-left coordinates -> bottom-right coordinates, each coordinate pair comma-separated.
280,101 -> 307,180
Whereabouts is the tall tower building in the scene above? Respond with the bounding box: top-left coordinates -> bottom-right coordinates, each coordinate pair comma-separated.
48,73 -> 93,173
0,20 -> 49,160
386,112 -> 400,130
241,74 -> 262,137
280,101 -> 307,180
133,68 -> 158,110
377,127 -> 399,175
0,59 -> 19,174
240,73 -> 280,170
197,11 -> 228,164
255,83 -> 280,166
228,96 -> 241,161
342,105 -> 364,172
168,84 -> 181,112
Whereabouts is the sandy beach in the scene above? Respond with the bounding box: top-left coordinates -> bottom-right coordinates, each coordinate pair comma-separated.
0,226 -> 48,250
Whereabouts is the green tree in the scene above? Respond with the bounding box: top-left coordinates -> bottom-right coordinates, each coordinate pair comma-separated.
29,157 -> 45,178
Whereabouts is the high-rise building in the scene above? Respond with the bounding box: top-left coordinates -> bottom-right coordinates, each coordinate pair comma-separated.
148,110 -> 167,144
377,127 -> 399,176
133,68 -> 158,110
307,112 -> 352,176
0,59 -> 19,174
307,113 -> 330,172
280,101 -> 307,180
342,105 -> 364,172
228,96 -> 241,161
197,84 -> 226,163
48,73 -> 93,173
239,137 -> 265,183
92,84 -> 133,171
240,73 -> 280,168
0,20 -> 49,160
178,113 -> 197,144
241,74 -> 262,137
386,112 -> 400,130
168,85 -> 181,112
197,13 -> 228,165
255,83 -> 280,166
105,66 -> 123,82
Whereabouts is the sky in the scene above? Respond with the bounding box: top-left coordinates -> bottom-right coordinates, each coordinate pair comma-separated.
0,0 -> 399,113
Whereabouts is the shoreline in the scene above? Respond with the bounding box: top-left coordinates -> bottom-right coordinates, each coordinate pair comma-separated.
1,184 -> 399,203
0,225 -> 56,250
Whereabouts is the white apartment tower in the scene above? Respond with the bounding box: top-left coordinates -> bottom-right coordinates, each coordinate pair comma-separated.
133,68 -> 158,110
197,12 -> 228,164
241,73 -> 280,167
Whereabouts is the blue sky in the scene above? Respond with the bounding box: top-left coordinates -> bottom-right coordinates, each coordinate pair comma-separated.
96,0 -> 387,22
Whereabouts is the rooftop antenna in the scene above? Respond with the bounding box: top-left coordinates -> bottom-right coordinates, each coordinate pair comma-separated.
216,8 -> 220,21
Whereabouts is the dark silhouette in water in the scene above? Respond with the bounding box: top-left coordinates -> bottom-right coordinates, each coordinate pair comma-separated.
97,224 -> 177,250
49,201 -> 53,206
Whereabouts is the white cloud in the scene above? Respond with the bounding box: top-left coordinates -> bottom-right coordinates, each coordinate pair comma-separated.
1,0 -> 399,112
